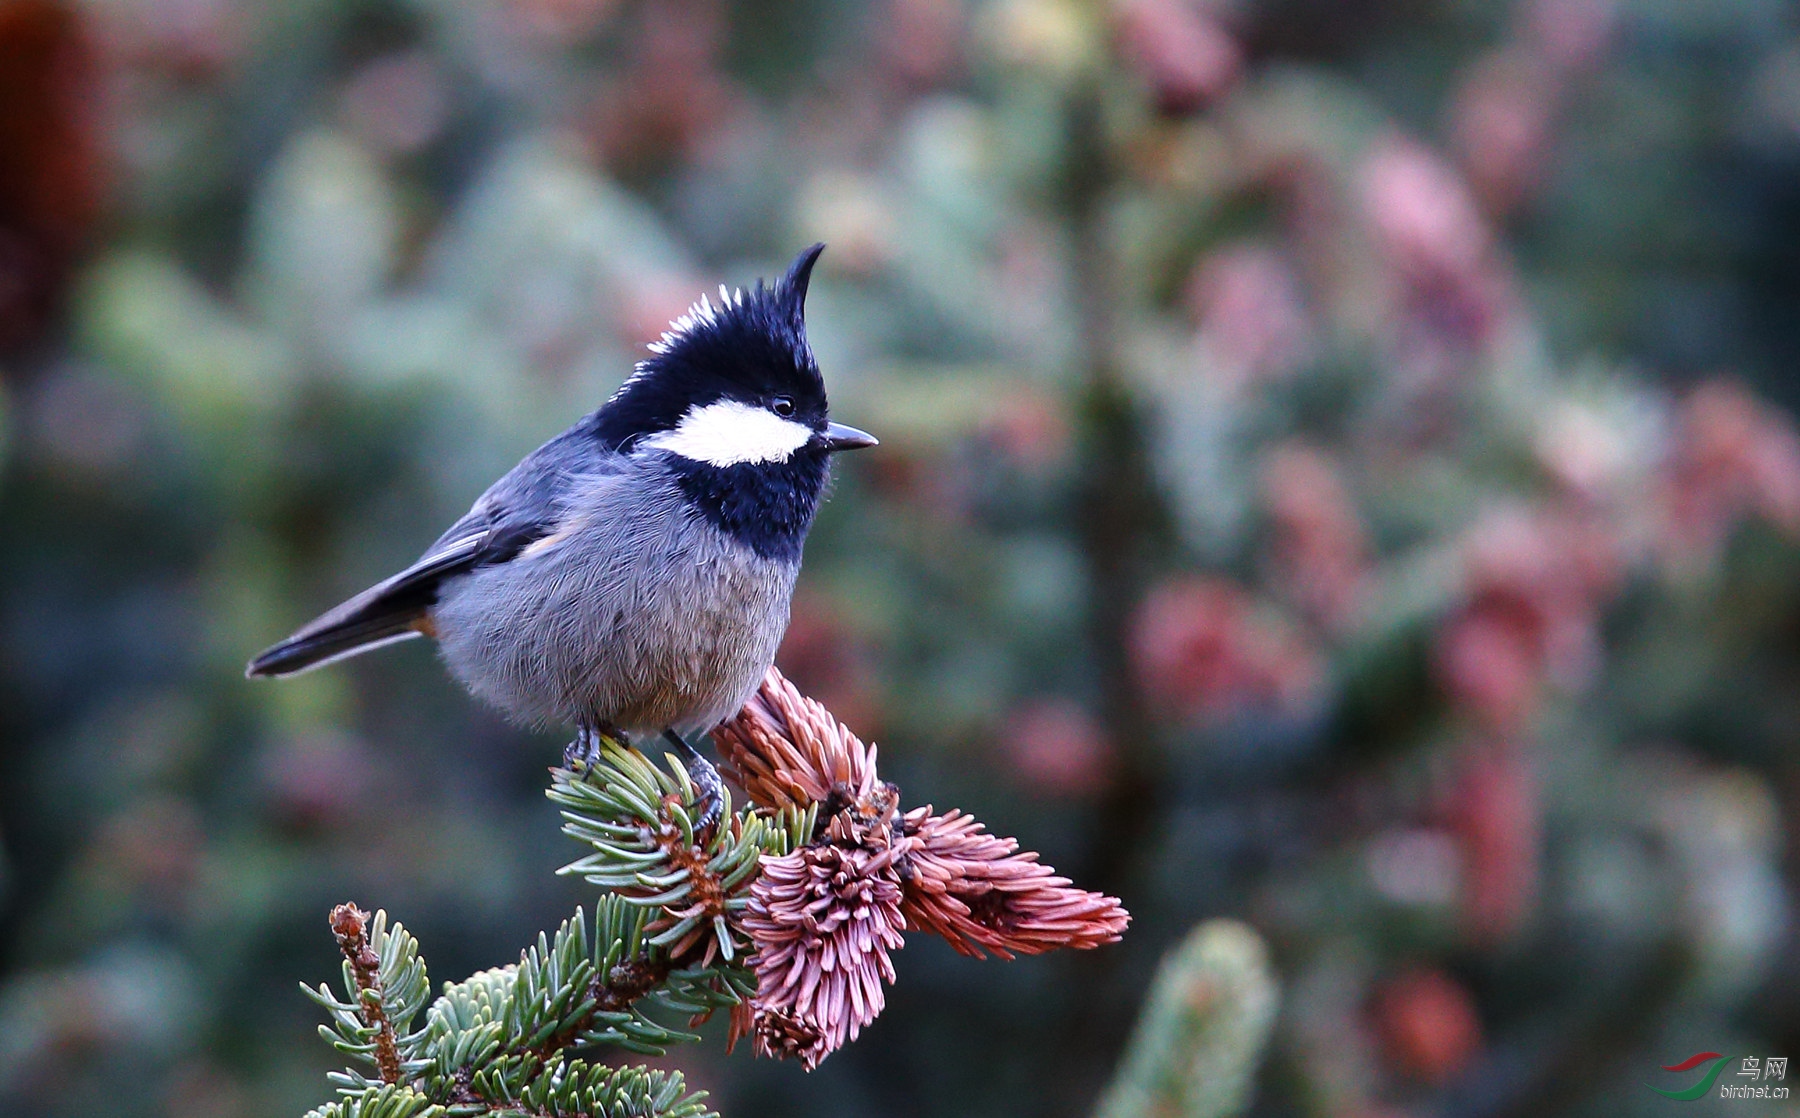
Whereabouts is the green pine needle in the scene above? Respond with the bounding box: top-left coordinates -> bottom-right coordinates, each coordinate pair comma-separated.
301,743 -> 820,1118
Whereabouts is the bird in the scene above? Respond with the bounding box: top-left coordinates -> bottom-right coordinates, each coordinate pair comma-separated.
246,243 -> 875,826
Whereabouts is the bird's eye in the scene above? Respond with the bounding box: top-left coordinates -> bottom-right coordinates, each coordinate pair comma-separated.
771,396 -> 796,418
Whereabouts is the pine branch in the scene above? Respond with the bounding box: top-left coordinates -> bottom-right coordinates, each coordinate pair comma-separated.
548,739 -> 805,967
304,907 -> 433,1090
300,673 -> 1129,1115
459,1054 -> 711,1118
304,1083 -> 442,1118
308,899 -> 720,1118
331,904 -> 405,1084
417,899 -> 745,1079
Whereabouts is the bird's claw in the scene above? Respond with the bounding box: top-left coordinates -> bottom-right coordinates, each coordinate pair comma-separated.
664,730 -> 724,837
564,726 -> 606,772
687,757 -> 725,837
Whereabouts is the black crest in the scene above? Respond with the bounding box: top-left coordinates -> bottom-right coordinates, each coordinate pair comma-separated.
586,244 -> 829,451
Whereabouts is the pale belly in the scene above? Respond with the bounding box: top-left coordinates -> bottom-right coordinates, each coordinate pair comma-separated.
431,522 -> 798,736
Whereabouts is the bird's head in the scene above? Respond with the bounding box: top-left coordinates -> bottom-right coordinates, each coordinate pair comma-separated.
593,243 -> 877,466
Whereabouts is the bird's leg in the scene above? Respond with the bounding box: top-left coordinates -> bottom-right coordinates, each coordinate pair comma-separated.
561,726 -> 591,771
563,723 -> 615,771
663,729 -> 723,837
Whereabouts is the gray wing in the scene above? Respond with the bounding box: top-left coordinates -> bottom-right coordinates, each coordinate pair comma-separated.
246,428 -> 608,678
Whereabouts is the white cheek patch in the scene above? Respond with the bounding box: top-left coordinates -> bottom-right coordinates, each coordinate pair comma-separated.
641,400 -> 815,467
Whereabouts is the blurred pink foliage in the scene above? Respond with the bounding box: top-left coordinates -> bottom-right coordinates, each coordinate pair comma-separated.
585,0 -> 741,172
510,0 -> 620,46
1445,739 -> 1540,942
981,386 -> 1074,472
1187,243 -> 1313,388
1002,697 -> 1113,796
1131,576 -> 1320,723
1520,0 -> 1619,71
1361,137 -> 1519,389
1434,509 -> 1621,733
777,591 -> 885,739
1450,50 -> 1559,216
1373,966 -> 1485,1085
0,0 -> 104,352
1259,443 -> 1370,631
879,0 -> 966,88
1657,379 -> 1800,571
1112,0 -> 1241,115
339,51 -> 449,156
1451,0 -> 1619,215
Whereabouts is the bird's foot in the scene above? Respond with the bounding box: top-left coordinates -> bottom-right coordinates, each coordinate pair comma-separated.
663,729 -> 723,838
563,725 -> 612,772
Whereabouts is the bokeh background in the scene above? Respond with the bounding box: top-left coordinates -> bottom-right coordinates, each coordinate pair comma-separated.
5,0 -> 1800,1114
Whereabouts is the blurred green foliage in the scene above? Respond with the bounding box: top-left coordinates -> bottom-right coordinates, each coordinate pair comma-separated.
1096,920 -> 1280,1118
5,0 -> 1800,1116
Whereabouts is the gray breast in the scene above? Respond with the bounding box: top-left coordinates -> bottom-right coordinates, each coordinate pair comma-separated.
429,459 -> 799,736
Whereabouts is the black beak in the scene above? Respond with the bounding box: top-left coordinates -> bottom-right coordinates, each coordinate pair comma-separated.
823,422 -> 878,452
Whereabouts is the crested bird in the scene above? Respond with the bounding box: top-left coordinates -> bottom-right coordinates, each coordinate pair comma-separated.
247,244 -> 875,825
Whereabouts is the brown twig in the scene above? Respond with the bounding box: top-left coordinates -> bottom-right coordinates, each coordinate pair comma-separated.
637,794 -> 732,964
329,903 -> 403,1085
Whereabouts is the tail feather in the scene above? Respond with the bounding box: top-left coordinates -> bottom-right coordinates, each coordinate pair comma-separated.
246,616 -> 424,677
247,525 -> 491,679
247,569 -> 440,678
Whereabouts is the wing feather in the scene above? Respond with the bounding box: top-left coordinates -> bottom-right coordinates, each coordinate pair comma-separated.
246,422 -> 618,678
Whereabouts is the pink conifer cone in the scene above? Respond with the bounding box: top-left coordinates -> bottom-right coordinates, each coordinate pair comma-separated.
713,668 -> 1130,1068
